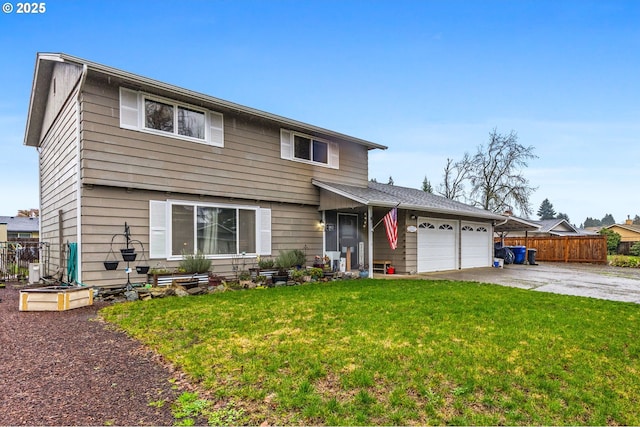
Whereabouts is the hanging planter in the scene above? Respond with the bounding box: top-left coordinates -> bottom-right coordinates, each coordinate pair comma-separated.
104,261 -> 119,271
103,247 -> 120,271
120,247 -> 137,262
129,239 -> 149,274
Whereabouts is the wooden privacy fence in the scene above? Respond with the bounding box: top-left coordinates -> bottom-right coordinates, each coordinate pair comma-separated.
495,236 -> 608,264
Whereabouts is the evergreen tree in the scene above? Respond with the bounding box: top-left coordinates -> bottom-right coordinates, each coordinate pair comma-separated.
422,176 -> 433,193
537,198 -> 556,220
633,215 -> 640,225
556,212 -> 570,222
583,217 -> 601,228
601,214 -> 616,226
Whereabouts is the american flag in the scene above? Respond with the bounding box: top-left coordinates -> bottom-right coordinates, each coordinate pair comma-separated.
383,207 -> 398,250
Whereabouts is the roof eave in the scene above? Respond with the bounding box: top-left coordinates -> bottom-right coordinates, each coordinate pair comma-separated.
46,53 -> 387,151
23,54 -> 65,147
398,203 -> 505,221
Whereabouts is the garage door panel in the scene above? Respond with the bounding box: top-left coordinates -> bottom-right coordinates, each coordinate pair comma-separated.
461,221 -> 492,269
417,218 -> 457,272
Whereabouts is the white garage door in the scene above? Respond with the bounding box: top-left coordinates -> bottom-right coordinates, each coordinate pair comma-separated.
417,218 -> 458,272
461,221 -> 492,269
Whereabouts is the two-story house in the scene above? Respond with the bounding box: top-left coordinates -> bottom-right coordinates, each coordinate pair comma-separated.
24,53 -> 504,287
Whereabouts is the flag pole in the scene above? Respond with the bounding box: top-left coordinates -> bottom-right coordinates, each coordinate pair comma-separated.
372,203 -> 401,231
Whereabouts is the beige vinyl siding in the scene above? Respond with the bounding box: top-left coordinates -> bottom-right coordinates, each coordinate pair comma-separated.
372,208 -> 408,274
79,186 -> 323,287
40,62 -> 83,142
39,86 -> 79,272
79,77 -> 369,206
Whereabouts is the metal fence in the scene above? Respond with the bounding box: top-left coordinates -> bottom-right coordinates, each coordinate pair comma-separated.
0,239 -> 50,282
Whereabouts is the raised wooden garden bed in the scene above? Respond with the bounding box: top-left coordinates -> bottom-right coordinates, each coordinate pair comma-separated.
19,286 -> 93,312
147,272 -> 209,287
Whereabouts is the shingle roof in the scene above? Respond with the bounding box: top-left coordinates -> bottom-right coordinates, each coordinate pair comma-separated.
313,180 -> 504,221
533,219 -> 579,234
25,53 -> 388,151
607,223 -> 640,234
0,216 -> 39,232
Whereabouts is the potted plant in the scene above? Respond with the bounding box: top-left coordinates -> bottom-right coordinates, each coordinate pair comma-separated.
313,255 -> 324,269
179,250 -> 212,274
273,249 -> 297,283
256,256 -> 277,279
173,250 -> 212,287
359,264 -> 369,278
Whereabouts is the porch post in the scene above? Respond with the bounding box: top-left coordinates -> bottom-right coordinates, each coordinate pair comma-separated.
368,205 -> 374,277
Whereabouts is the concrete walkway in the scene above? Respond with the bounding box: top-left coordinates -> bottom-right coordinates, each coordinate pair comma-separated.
417,262 -> 640,304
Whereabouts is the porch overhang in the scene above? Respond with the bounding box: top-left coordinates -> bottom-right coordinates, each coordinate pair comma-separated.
313,179 -> 505,221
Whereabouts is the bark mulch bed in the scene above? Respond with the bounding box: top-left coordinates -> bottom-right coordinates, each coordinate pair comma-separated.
0,282 -> 192,426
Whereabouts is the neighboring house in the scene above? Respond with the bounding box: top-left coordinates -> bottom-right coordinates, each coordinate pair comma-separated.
605,219 -> 640,254
0,216 -> 40,240
24,53 -> 504,287
504,218 -> 592,237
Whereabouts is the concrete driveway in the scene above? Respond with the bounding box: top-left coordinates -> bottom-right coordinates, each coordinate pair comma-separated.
421,262 -> 640,304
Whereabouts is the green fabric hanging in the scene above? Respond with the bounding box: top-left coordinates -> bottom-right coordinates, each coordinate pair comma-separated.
67,243 -> 77,284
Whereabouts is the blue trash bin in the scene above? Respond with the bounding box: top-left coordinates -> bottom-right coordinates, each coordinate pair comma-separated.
510,246 -> 527,264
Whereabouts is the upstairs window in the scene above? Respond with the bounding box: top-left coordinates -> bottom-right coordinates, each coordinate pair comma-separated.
120,87 -> 223,146
281,129 -> 339,169
294,135 -> 329,164
145,99 -> 174,133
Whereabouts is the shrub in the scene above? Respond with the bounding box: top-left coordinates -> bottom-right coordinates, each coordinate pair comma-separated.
275,249 -> 306,270
257,257 -> 275,269
309,267 -> 324,280
179,251 -> 212,274
599,229 -> 622,254
609,255 -> 640,268
630,242 -> 640,257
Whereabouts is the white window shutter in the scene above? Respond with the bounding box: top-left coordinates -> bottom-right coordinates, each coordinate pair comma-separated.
119,87 -> 139,129
149,200 -> 167,259
258,208 -> 272,255
280,129 -> 293,160
208,111 -> 224,146
328,141 -> 340,169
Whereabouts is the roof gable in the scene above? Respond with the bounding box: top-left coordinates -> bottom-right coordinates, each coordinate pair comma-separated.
25,53 -> 388,151
607,223 -> 640,235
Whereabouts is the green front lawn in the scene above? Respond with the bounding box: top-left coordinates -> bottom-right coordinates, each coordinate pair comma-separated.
100,279 -> 640,425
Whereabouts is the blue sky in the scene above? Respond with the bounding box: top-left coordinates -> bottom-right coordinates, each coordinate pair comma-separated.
1,0 -> 638,225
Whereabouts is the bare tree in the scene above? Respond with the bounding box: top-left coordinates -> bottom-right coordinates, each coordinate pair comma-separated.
468,129 -> 537,216
437,154 -> 471,201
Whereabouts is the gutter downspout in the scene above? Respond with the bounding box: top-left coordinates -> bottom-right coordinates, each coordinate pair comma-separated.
36,147 -> 43,272
75,64 -> 88,284
368,205 -> 373,278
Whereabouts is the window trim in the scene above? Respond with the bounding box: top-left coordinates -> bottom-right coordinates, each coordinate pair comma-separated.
280,128 -> 339,169
166,200 -> 259,260
120,87 -> 224,147
143,94 -> 207,141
